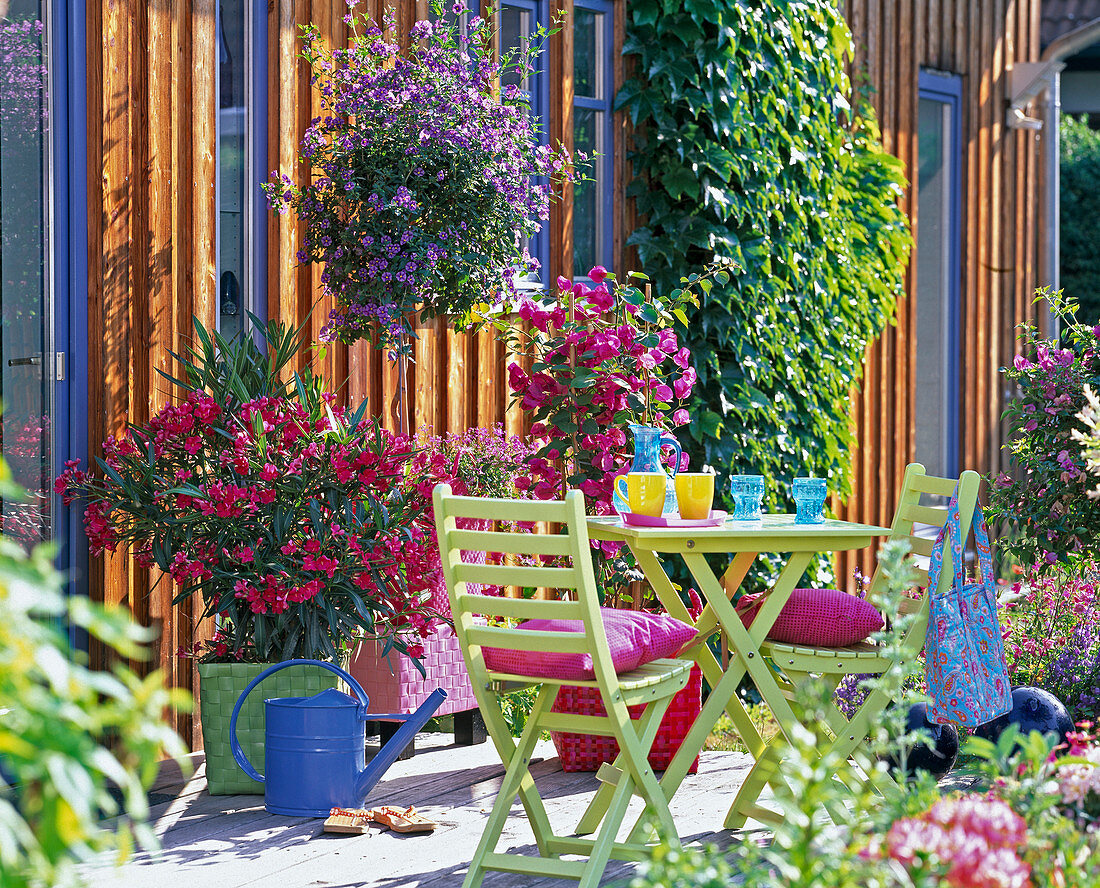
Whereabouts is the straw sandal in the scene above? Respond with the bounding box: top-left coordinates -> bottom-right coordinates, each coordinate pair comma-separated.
323,807 -> 373,835
370,805 -> 437,833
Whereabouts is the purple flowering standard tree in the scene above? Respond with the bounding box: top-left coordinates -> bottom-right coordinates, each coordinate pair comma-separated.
265,0 -> 578,354
988,289 -> 1100,568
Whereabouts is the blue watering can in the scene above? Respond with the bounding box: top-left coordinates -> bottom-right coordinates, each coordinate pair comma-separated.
229,659 -> 447,817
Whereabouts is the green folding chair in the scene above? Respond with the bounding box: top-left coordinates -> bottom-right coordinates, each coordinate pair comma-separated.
726,464 -> 980,828
434,485 -> 693,888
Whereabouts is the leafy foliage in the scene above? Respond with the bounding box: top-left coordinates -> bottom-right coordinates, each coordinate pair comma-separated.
616,0 -> 910,589
56,319 -> 436,664
266,2 -> 576,350
987,290 -> 1100,568
624,544 -> 1100,888
1061,115 -> 1100,325
0,495 -> 188,888
1001,562 -> 1100,723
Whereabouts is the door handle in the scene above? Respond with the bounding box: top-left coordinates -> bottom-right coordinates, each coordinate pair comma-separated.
7,355 -> 42,367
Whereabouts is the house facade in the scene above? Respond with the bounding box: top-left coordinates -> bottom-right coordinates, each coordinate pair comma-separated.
0,0 -> 1042,745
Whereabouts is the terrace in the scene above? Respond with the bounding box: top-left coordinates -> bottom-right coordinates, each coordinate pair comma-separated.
89,737 -> 755,888
2,1 -> 1100,887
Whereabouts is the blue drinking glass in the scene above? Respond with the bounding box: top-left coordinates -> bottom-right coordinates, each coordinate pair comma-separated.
729,475 -> 765,521
792,477 -> 827,524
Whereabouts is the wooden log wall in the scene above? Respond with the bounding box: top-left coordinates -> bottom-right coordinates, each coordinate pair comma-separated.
836,0 -> 1043,586
86,0 -> 1040,745
85,0 -> 616,746
87,0 -> 219,748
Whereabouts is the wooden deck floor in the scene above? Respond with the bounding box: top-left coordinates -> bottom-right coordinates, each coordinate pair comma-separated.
87,733 -> 764,888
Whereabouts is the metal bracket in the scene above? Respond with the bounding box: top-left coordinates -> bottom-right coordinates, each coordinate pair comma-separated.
1007,60 -> 1065,107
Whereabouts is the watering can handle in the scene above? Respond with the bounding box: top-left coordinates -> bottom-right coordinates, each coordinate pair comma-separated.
228,659 -> 371,783
662,435 -> 683,476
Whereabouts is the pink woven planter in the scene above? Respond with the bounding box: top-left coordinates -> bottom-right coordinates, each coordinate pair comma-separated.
550,664 -> 703,773
348,519 -> 491,718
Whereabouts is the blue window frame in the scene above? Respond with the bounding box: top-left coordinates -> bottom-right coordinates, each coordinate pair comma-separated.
216,0 -> 268,338
915,70 -> 963,480
500,0 -> 550,289
23,0 -> 88,631
572,0 -> 614,278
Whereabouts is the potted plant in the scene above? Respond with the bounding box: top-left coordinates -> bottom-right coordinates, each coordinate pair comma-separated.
56,319 -> 437,793
264,2 -> 579,355
349,424 -> 538,738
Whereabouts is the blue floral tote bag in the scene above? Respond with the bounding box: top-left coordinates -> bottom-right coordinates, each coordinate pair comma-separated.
923,492 -> 1011,727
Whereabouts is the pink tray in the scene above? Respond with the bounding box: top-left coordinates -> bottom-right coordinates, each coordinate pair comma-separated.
621,510 -> 728,528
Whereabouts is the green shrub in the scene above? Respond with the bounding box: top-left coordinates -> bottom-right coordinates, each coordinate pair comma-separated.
1061,114 -> 1100,325
616,0 -> 910,590
0,469 -> 189,888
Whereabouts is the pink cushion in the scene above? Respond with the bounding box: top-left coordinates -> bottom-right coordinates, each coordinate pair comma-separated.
738,588 -> 883,647
481,609 -> 697,681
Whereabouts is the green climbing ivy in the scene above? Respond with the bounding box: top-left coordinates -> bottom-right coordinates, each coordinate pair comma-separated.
617,0 -> 911,588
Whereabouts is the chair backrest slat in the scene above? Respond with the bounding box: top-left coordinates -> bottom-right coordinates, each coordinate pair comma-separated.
454,594 -> 586,621
907,536 -> 936,558
436,494 -> 577,524
453,563 -> 579,590
907,474 -> 959,498
434,484 -> 619,688
449,528 -> 574,557
898,502 -> 952,527
465,624 -> 593,654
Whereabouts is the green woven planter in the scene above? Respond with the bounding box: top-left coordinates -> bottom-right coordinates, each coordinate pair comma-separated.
198,661 -> 339,795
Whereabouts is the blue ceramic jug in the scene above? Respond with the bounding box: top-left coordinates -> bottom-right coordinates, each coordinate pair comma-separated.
229,659 -> 446,817
613,423 -> 683,515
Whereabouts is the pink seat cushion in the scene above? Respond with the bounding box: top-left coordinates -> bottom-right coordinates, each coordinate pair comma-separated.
481,609 -> 697,681
738,588 -> 884,647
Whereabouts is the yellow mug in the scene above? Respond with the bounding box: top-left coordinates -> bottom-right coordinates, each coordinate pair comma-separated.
614,472 -> 666,517
675,473 -> 715,520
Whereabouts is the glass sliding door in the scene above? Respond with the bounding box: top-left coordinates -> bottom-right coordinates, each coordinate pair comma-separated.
0,1 -> 52,550
915,71 -> 962,480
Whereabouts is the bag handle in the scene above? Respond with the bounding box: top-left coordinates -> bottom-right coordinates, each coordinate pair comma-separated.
932,487 -> 995,598
926,492 -> 958,599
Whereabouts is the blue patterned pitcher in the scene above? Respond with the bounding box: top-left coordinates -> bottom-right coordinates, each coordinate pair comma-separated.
613,423 -> 683,515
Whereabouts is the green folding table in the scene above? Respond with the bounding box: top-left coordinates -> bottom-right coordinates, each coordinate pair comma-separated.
581,513 -> 890,833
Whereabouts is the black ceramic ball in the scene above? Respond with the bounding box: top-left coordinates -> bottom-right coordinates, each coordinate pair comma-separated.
887,702 -> 959,778
972,686 -> 1074,750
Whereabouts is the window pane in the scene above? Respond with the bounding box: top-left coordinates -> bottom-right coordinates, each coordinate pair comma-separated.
219,1 -> 248,341
500,6 -> 531,92
0,1 -> 52,549
914,96 -> 954,479
573,108 -> 601,277
574,8 -> 599,99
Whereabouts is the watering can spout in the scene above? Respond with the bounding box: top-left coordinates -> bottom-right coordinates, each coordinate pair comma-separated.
356,688 -> 448,799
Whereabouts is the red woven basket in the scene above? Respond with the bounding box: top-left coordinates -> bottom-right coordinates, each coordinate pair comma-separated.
549,665 -> 702,773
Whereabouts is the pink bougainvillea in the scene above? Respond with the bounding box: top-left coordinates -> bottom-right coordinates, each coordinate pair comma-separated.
502,269 -> 720,522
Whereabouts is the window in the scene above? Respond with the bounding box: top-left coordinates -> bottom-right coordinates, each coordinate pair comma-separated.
217,1 -> 266,340
914,71 -> 962,479
500,0 -> 550,288
572,0 -> 613,278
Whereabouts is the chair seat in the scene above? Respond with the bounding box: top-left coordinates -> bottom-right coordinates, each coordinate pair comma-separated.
489,657 -> 694,705
760,638 -> 893,673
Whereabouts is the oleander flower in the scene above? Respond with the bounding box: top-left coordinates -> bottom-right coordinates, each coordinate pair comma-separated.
56,321 -> 437,664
